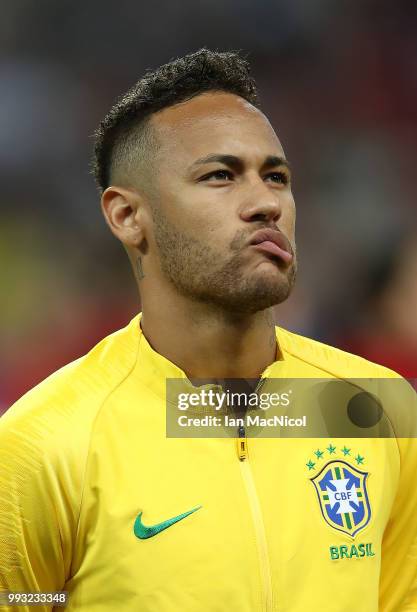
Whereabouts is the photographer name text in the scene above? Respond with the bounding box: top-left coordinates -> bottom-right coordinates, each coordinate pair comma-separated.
177,414 -> 307,428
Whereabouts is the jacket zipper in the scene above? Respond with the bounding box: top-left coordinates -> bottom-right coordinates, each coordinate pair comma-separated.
237,424 -> 248,460
237,423 -> 273,612
236,375 -> 266,462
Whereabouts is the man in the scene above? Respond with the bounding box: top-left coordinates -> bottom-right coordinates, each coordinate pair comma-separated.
0,49 -> 416,611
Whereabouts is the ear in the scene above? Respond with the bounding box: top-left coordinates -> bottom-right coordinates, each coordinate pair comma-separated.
101,186 -> 146,249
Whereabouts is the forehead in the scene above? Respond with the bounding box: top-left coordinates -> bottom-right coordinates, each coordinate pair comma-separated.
151,92 -> 284,164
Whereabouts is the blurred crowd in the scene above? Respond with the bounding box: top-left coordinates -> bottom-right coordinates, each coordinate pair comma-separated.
1,0 -> 416,411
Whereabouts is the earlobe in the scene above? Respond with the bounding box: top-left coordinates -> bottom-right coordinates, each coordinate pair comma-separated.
101,186 -> 146,248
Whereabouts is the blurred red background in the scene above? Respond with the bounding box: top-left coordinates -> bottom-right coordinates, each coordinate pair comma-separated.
1,0 -> 416,411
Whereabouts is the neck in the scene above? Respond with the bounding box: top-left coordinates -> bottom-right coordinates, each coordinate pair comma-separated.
139,288 -> 280,381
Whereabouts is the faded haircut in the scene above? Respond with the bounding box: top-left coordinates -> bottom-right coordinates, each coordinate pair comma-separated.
92,48 -> 260,194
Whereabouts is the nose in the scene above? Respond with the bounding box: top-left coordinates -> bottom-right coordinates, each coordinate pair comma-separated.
239,177 -> 282,224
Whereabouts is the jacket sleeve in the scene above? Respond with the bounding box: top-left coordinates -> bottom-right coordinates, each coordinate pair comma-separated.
0,396 -> 79,611
379,378 -> 417,611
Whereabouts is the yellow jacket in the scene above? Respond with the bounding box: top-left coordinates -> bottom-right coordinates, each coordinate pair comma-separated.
0,313 -> 416,611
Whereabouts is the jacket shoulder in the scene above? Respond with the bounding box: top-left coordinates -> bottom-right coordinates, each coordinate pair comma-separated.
2,314 -> 140,426
276,327 -> 401,379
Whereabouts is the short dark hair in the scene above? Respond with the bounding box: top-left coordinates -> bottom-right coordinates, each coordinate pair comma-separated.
92,48 -> 260,193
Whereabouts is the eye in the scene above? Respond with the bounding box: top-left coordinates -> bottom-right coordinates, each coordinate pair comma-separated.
200,169 -> 234,181
265,171 -> 290,185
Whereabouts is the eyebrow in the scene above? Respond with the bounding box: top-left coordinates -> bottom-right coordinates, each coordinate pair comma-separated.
190,154 -> 291,173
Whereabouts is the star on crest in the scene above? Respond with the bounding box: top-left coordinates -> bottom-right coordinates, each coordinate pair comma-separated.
355,454 -> 365,465
314,449 -> 324,460
341,446 -> 351,456
306,460 -> 316,471
327,444 -> 336,454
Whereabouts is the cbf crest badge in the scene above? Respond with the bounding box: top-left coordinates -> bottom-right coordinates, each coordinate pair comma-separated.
311,458 -> 371,538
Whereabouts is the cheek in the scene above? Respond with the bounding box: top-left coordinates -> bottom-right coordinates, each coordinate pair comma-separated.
200,224 -> 231,255
156,185 -> 205,227
282,196 -> 296,236
169,192 -> 229,237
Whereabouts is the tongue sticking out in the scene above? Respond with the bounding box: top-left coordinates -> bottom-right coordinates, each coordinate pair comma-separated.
253,240 -> 293,264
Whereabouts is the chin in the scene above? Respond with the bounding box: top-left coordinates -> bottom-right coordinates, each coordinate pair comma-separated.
248,290 -> 291,313
226,280 -> 294,315
248,270 -> 296,312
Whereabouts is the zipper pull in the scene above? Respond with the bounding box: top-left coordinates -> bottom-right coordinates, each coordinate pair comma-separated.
237,425 -> 248,461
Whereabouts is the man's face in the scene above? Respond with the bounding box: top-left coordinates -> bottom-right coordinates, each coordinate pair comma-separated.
144,92 -> 297,314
